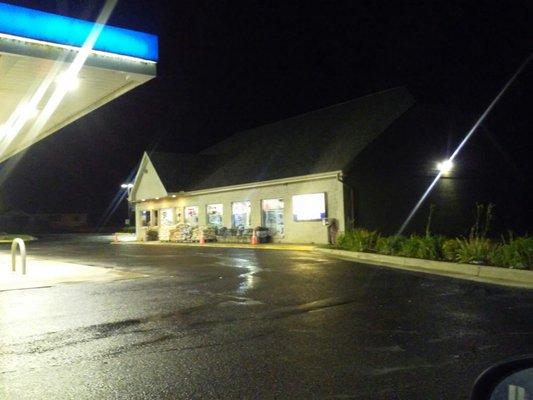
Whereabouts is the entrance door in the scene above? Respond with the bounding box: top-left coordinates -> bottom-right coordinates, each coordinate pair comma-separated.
262,198 -> 284,236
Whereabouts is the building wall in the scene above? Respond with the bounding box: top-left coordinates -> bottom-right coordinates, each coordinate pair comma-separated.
135,176 -> 345,244
131,155 -> 167,202
344,105 -> 533,237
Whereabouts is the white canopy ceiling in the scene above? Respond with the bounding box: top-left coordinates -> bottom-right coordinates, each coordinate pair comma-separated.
0,2 -> 157,163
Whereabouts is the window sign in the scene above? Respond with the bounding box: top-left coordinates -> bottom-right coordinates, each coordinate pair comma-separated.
292,193 -> 326,221
232,201 -> 251,228
160,208 -> 174,226
184,206 -> 199,226
207,204 -> 223,227
262,198 -> 284,235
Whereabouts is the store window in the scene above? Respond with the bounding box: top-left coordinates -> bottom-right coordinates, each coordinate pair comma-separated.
262,198 -> 284,235
207,204 -> 223,227
184,206 -> 199,226
141,210 -> 150,227
232,201 -> 251,228
160,208 -> 174,226
292,193 -> 326,221
153,210 -> 159,226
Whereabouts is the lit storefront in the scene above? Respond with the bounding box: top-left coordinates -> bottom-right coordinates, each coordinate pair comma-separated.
132,154 -> 344,244
130,87 -> 417,243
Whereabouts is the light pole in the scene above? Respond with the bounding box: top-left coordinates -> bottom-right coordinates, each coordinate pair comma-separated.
120,183 -> 134,227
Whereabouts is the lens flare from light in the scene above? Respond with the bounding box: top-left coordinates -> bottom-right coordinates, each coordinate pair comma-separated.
0,103 -> 39,138
437,159 -> 453,173
0,0 -> 118,156
397,53 -> 532,236
55,72 -> 80,91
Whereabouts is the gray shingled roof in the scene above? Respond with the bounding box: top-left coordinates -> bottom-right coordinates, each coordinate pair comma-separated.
149,87 -> 415,192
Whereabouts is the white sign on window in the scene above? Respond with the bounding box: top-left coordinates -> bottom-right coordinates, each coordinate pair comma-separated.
292,193 -> 326,221
207,204 -> 223,226
184,206 -> 199,226
232,201 -> 251,228
160,208 -> 174,226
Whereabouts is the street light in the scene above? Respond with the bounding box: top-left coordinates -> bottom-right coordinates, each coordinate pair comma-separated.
120,183 -> 134,227
436,159 -> 453,174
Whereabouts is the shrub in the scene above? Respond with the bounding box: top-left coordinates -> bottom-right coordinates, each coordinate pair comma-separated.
467,203 -> 495,239
489,236 -> 533,269
442,239 -> 461,262
455,237 -> 493,264
398,235 -> 443,260
146,229 -> 158,241
513,237 -> 533,269
336,229 -> 379,252
376,235 -> 406,256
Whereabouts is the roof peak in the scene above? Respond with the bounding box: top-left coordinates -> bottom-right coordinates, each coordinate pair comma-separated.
140,86 -> 415,192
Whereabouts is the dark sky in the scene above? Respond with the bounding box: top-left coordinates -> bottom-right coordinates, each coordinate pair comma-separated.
1,0 -> 531,225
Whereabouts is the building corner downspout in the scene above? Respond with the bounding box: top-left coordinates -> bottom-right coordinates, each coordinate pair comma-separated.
337,172 -> 355,231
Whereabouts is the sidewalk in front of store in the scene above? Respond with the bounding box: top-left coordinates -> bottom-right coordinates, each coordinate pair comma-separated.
0,253 -> 144,291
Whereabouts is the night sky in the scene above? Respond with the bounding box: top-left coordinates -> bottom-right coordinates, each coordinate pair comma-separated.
1,0 -> 531,226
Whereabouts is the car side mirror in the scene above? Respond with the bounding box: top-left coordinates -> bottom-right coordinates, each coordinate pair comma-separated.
471,356 -> 533,400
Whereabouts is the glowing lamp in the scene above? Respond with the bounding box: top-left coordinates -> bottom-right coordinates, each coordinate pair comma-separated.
437,159 -> 453,173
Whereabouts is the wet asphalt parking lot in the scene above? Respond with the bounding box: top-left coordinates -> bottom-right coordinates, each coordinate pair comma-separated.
1,234 -> 532,399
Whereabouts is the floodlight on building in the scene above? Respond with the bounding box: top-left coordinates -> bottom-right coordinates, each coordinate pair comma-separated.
56,72 -> 80,91
121,183 -> 134,189
171,195 -> 176,198
436,159 -> 453,174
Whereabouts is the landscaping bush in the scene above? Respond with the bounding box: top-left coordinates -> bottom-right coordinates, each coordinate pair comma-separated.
398,235 -> 443,260
455,237 -> 493,264
489,236 -> 533,269
451,203 -> 496,265
337,229 -> 379,252
442,239 -> 461,262
469,203 -> 494,239
330,203 -> 530,270
146,229 -> 158,241
512,236 -> 533,269
376,235 -> 406,256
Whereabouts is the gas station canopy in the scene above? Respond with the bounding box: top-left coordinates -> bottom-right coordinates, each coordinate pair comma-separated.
0,2 -> 158,162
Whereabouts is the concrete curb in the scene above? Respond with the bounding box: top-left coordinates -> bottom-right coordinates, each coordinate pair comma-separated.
113,241 -> 316,252
315,248 -> 533,289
